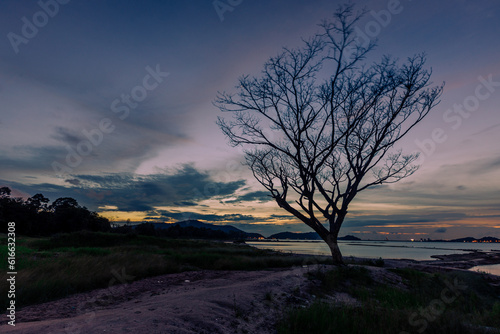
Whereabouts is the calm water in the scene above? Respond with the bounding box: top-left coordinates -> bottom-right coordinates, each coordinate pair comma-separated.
470,264 -> 500,276
247,240 -> 500,261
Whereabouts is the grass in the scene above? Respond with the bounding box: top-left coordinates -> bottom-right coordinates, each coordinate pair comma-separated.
308,265 -> 373,294
278,266 -> 500,334
345,257 -> 385,267
3,232 -> 499,333
0,231 -> 329,309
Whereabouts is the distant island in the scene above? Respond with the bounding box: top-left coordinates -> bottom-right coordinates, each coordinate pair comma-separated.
131,220 -> 265,240
420,236 -> 500,243
267,231 -> 361,241
129,221 -> 499,243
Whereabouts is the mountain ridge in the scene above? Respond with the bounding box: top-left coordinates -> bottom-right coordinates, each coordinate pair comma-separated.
267,231 -> 361,241
149,220 -> 264,239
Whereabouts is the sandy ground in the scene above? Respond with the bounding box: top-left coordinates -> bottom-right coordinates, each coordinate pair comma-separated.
2,251 -> 500,334
1,265 -> 332,334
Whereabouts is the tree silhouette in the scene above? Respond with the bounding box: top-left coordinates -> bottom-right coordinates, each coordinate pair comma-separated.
215,5 -> 443,264
0,187 -> 110,235
26,194 -> 50,212
50,197 -> 80,211
0,187 -> 11,197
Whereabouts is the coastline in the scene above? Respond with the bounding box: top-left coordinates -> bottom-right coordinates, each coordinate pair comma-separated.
247,239 -> 500,262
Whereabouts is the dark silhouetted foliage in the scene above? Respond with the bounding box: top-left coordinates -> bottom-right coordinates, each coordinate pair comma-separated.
0,187 -> 110,236
131,222 -> 253,240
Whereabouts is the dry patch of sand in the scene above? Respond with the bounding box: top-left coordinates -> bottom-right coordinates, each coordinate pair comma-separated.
1,265 -> 330,334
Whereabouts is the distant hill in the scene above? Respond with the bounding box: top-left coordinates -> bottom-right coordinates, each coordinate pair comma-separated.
268,231 -> 361,241
449,236 -> 500,243
148,220 -> 264,239
268,232 -> 321,240
339,235 -> 362,241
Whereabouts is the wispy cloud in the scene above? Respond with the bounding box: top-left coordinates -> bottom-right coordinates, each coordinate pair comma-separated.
1,164 -> 246,211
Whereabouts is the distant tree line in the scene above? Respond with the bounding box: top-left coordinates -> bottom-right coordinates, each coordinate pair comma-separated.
0,187 -> 111,236
115,222 -> 249,240
1,186 -> 251,240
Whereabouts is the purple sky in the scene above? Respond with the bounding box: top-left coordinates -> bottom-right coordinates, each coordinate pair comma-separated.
1,0 -> 499,239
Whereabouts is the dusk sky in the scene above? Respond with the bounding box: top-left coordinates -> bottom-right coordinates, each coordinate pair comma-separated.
1,0 -> 499,239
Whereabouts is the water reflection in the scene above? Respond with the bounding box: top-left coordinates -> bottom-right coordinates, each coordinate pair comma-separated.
247,240 -> 500,261
469,264 -> 500,276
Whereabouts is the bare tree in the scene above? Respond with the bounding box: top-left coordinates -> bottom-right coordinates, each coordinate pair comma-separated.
215,5 -> 443,265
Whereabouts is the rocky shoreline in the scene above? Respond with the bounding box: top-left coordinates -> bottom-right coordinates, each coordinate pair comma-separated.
428,250 -> 500,269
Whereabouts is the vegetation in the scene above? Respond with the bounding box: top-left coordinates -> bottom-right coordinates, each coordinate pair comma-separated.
0,186 -> 110,236
1,230 -> 498,333
0,231 -> 329,309
2,190 -> 498,332
0,187 -> 258,240
125,222 -> 259,240
278,266 -> 500,334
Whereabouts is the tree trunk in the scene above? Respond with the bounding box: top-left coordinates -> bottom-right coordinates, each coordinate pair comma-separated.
325,234 -> 344,265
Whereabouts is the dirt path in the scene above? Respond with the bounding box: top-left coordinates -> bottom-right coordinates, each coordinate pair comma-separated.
1,265 -> 328,334
4,254 -> 500,333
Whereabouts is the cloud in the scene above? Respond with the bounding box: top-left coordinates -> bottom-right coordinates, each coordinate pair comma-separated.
433,156 -> 500,179
173,201 -> 198,207
51,127 -> 86,146
471,123 -> 500,136
76,165 -> 246,211
0,164 -> 246,212
225,190 -> 273,203
65,179 -> 81,186
351,155 -> 500,212
151,210 -> 259,223
0,145 -> 67,174
0,82 -> 191,180
435,227 -> 447,233
474,156 -> 500,175
99,205 -> 118,210
344,212 -> 468,228
269,214 -> 295,220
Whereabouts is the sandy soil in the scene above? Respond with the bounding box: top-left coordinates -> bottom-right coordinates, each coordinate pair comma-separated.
1,265 -> 334,334
2,252 -> 500,334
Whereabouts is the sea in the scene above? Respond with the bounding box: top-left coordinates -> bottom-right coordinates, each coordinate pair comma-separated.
246,240 -> 500,276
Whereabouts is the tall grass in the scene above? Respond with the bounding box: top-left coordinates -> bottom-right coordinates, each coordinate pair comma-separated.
277,302 -> 487,334
279,266 -> 500,334
0,231 -> 329,309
